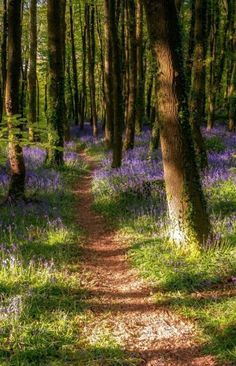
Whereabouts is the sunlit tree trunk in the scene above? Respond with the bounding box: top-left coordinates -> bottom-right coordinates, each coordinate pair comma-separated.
6,0 -> 26,200
143,0 -> 211,246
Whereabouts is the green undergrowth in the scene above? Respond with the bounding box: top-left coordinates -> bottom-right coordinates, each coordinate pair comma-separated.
85,142 -> 107,162
0,143 -> 136,366
92,154 -> 236,364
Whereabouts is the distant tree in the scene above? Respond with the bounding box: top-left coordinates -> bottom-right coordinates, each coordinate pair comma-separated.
143,0 -> 211,246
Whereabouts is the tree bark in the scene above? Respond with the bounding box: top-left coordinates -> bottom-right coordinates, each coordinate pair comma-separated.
135,0 -> 144,134
86,3 -> 98,137
104,0 -> 114,147
1,0 -> 8,122
124,0 -> 137,150
6,0 -> 26,200
189,0 -> 208,170
207,0 -> 220,129
110,0 -> 123,168
28,0 -> 37,141
143,0 -> 211,246
47,0 -> 65,165
70,0 -> 80,126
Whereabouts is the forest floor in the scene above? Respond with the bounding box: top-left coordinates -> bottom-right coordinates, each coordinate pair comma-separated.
75,152 -> 217,366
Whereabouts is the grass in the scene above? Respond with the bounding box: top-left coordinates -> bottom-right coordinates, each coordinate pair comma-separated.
0,143 -> 137,366
89,142 -> 236,364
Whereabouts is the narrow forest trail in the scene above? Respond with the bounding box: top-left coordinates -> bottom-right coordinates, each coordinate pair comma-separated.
75,152 -> 217,366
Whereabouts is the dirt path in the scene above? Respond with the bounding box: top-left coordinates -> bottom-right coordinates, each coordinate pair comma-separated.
75,153 -> 217,366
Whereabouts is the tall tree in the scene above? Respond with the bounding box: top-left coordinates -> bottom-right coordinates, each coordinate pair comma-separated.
207,0 -> 220,129
124,0 -> 137,150
227,0 -> 236,131
6,0 -> 26,200
47,0 -> 65,165
135,0 -> 145,134
28,0 -> 37,141
104,0 -> 114,147
86,2 -> 98,137
1,0 -> 8,122
143,0 -> 211,246
69,0 -> 80,126
110,0 -> 123,168
189,0 -> 208,170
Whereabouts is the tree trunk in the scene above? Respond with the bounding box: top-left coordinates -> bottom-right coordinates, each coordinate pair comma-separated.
135,0 -> 144,134
79,4 -> 87,130
28,0 -> 37,141
104,0 -> 114,147
110,0 -> 123,168
70,0 -> 80,126
207,0 -> 220,130
143,0 -> 211,246
189,0 -> 208,170
146,74 -> 153,121
227,0 -> 236,131
1,0 -> 8,122
86,3 -> 98,137
124,0 -> 137,150
175,0 -> 182,12
6,0 -> 26,200
186,0 -> 195,92
47,0 -> 65,165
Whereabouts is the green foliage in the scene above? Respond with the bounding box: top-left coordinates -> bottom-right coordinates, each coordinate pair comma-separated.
208,180 -> 236,216
205,136 -> 226,152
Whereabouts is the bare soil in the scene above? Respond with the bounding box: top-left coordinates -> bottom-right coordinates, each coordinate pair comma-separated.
75,152 -> 217,366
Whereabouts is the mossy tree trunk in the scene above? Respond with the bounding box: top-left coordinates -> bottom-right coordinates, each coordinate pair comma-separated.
143,0 -> 211,246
